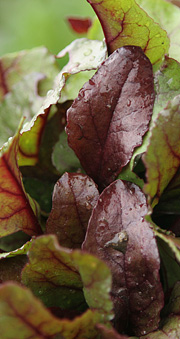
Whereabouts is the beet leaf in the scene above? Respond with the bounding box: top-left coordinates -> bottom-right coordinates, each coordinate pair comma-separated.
86,0 -> 169,65
66,46 -> 154,189
46,172 -> 99,248
82,180 -> 164,335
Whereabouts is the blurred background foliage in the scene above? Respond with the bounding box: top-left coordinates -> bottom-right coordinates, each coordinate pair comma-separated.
0,0 -> 95,60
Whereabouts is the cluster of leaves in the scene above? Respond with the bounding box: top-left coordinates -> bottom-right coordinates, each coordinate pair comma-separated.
0,0 -> 180,338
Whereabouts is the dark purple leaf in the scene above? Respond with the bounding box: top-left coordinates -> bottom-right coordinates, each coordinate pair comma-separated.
46,172 -> 99,248
66,46 -> 154,189
82,179 -> 164,336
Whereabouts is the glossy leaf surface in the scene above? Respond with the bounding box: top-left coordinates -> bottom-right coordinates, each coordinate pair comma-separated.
66,46 -> 154,189
87,0 -> 169,65
82,180 -> 164,335
22,235 -> 113,320
46,172 -> 99,248
0,131 -> 41,237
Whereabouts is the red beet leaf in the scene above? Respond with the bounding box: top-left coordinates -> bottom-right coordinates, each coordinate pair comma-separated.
82,180 -> 164,336
46,172 -> 99,248
66,46 -> 154,190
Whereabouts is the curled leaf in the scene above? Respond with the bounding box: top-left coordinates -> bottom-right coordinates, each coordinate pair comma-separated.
143,95 -> 180,206
0,130 -> 41,237
82,180 -> 164,336
18,38 -> 107,168
87,0 -> 169,65
130,56 -> 180,169
46,172 -> 99,248
66,46 -> 154,189
0,46 -> 58,101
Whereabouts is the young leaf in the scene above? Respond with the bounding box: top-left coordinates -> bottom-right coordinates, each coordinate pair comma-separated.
0,239 -> 32,259
22,234 -> 113,321
66,46 -> 154,189
0,281 -> 111,339
46,172 -> 99,248
0,46 -> 59,101
57,38 -> 107,74
52,130 -> 82,175
156,231 -> 180,264
0,73 -> 45,148
152,166 -> 180,218
0,130 -> 42,237
155,231 -> 180,293
18,38 -> 107,168
86,0 -> 169,65
136,0 -> 180,63
143,95 -> 180,206
82,180 -> 164,336
18,107 -> 51,167
130,57 -> 180,169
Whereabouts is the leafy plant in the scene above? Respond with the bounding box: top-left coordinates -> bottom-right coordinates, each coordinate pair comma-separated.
0,0 -> 180,338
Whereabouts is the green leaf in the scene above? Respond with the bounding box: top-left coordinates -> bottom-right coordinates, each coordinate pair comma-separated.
18,38 -> 107,168
0,281 -> 112,339
0,73 -> 45,148
87,0 -> 169,65
143,95 -> 180,206
156,234 -> 180,292
57,38 -> 107,74
52,130 -> 82,175
0,283 -> 106,339
0,231 -> 30,252
22,235 -> 113,320
87,17 -> 104,41
117,164 -> 144,189
0,239 -> 32,260
131,57 -> 180,169
153,167 -> 180,216
156,231 -> 180,263
136,0 -> 180,62
0,127 -> 42,237
0,46 -> 59,102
